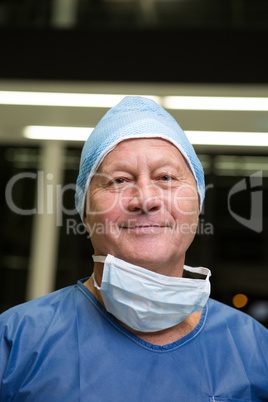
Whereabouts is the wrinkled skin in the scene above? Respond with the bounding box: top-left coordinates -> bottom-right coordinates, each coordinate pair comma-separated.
85,138 -> 199,279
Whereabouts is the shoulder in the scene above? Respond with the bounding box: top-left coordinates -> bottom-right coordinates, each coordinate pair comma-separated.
207,297 -> 268,327
0,285 -> 82,398
0,285 -> 76,338
207,298 -> 268,348
207,297 -> 267,325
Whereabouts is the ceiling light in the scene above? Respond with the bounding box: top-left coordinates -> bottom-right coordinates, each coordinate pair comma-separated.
23,126 -> 93,141
185,131 -> 268,147
163,96 -> 268,111
0,91 -> 160,107
24,126 -> 268,147
1,91 -> 267,112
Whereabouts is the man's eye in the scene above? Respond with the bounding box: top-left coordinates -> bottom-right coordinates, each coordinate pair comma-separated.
111,177 -> 126,185
160,175 -> 173,181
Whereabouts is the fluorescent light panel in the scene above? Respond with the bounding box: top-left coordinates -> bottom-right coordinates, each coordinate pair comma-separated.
163,96 -> 268,111
0,91 -> 160,107
0,91 -> 268,111
186,131 -> 268,147
23,126 -> 268,147
23,126 -> 93,141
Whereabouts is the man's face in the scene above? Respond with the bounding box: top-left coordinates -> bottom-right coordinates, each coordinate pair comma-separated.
85,138 -> 199,277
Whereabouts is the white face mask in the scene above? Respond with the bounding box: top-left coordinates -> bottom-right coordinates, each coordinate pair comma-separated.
93,254 -> 211,333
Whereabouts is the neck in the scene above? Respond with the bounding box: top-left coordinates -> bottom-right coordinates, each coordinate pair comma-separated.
131,311 -> 203,346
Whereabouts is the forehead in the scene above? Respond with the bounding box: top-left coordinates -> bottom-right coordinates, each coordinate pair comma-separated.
98,137 -> 189,171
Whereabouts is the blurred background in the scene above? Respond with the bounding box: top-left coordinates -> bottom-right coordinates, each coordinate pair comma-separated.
0,0 -> 267,327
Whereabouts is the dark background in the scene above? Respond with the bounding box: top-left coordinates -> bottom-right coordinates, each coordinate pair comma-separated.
0,0 -> 267,326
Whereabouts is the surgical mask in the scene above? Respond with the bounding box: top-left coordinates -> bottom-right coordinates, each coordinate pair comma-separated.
92,254 -> 211,333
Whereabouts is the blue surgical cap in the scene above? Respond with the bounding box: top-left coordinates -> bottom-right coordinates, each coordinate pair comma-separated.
75,96 -> 205,220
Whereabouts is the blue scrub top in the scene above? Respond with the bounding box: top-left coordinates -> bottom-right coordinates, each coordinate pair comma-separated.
1,279 -> 268,402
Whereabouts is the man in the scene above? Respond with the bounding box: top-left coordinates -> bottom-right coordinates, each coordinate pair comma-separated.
0,96 -> 268,401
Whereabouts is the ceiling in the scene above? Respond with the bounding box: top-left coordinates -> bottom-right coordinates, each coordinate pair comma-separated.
0,1 -> 267,151
0,80 -> 267,153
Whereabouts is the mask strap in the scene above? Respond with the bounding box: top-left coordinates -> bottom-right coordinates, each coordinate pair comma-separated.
183,265 -> 211,281
92,255 -> 107,290
93,255 -> 106,263
91,272 -> 101,290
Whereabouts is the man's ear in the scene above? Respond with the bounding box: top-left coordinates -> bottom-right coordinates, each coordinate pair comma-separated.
83,188 -> 91,223
84,218 -> 93,237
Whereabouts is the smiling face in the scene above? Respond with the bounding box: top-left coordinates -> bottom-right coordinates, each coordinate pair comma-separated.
85,138 -> 199,277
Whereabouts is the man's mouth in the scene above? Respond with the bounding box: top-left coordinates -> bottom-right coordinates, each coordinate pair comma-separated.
131,225 -> 165,228
119,222 -> 171,233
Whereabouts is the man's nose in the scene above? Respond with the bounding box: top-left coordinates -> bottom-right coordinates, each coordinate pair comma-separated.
127,178 -> 162,214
